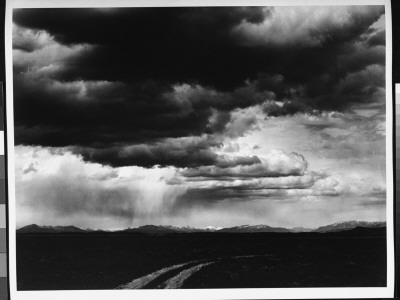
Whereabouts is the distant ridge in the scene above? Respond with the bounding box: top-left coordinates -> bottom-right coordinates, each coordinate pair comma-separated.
219,224 -> 290,233
122,225 -> 218,234
17,221 -> 386,235
313,220 -> 386,233
17,224 -> 86,234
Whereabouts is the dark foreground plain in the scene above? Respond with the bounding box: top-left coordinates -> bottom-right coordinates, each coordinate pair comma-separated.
16,227 -> 386,290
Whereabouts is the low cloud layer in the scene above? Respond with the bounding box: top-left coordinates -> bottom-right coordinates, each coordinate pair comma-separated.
180,150 -> 307,179
15,145 -> 386,229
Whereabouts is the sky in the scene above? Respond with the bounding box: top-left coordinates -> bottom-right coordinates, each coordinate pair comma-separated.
12,6 -> 387,229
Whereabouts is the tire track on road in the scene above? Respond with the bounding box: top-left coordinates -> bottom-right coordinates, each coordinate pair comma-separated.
158,262 -> 215,289
116,261 -> 197,289
116,254 -> 273,289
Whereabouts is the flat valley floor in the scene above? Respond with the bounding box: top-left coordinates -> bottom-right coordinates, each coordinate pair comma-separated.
16,229 -> 386,290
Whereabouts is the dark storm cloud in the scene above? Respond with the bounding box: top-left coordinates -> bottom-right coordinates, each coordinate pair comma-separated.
13,77 -> 212,146
13,7 -> 266,45
13,72 -> 270,167
180,151 -> 307,179
73,137 -> 220,168
13,7 -> 269,90
12,6 -> 386,167
367,30 -> 385,47
13,6 -> 384,91
73,137 -> 262,168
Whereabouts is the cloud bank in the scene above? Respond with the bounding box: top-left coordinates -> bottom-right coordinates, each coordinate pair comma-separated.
12,6 -> 387,228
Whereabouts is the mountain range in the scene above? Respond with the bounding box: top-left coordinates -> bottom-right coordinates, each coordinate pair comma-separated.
17,221 -> 386,234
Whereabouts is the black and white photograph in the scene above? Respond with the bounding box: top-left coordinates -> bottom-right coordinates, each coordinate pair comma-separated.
5,0 -> 394,299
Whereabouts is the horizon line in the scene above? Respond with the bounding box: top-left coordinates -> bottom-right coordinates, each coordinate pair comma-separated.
16,219 -> 387,232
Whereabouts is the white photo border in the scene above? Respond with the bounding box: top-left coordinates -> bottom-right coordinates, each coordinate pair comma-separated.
5,0 -> 394,299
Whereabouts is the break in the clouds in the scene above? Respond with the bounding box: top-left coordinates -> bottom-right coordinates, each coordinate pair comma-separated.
12,6 -> 387,228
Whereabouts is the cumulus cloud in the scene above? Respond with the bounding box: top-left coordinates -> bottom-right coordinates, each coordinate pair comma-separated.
224,106 -> 260,138
13,25 -> 54,52
232,6 -> 384,47
13,24 -> 93,77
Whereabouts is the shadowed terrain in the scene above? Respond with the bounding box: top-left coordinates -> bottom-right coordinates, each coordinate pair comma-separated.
16,227 -> 386,290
